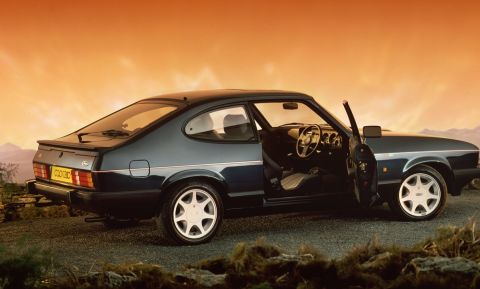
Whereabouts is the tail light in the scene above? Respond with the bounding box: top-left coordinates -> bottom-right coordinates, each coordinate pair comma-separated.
33,163 -> 49,179
72,169 -> 95,189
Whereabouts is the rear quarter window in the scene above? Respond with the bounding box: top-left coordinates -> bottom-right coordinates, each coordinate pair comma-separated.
185,106 -> 256,142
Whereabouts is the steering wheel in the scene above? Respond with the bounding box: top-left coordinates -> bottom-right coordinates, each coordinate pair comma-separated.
296,125 -> 322,158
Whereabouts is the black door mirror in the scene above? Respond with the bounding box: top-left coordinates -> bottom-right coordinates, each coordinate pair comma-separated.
282,102 -> 298,110
363,126 -> 382,138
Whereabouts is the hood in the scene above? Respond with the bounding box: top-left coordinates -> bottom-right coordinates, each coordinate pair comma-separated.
365,131 -> 480,154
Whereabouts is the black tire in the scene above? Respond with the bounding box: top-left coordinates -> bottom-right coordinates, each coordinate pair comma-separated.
388,165 -> 447,221
103,217 -> 140,229
157,181 -> 223,245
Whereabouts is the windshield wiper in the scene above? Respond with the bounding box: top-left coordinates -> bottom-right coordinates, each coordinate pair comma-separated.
101,129 -> 130,137
279,122 -> 305,127
77,129 -> 129,143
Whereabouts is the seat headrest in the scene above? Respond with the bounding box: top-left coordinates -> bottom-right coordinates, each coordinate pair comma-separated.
223,114 -> 249,139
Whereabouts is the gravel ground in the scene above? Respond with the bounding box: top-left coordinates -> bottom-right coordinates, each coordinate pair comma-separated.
1,189 -> 480,272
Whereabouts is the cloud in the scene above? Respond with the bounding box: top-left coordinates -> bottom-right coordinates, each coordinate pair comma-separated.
264,62 -> 275,75
0,49 -> 16,67
118,56 -> 135,69
173,66 -> 222,90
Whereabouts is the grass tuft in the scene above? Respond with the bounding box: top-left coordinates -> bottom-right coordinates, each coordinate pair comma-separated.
6,219 -> 480,288
0,238 -> 51,289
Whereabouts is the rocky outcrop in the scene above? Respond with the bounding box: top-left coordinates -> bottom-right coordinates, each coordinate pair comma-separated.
83,271 -> 138,289
403,256 -> 480,276
360,252 -> 393,270
175,268 -> 226,288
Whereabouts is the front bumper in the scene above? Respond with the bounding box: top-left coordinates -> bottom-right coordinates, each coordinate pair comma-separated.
26,180 -> 161,218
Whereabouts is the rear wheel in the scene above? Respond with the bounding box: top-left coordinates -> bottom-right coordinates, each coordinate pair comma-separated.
389,165 -> 447,220
157,181 -> 223,245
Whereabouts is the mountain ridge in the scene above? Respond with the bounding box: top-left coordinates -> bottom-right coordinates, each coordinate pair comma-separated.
0,142 -> 22,153
0,143 -> 35,183
420,125 -> 480,149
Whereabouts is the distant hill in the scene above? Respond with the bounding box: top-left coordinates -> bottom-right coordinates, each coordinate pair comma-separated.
0,143 -> 35,183
1,125 -> 479,184
420,125 -> 480,149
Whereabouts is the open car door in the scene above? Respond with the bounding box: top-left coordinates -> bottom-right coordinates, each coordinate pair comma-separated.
343,101 -> 379,207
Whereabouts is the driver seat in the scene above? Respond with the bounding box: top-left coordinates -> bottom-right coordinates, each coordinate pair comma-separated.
262,151 -> 321,192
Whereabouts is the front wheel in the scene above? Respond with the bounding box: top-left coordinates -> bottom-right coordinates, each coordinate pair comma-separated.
389,165 -> 447,220
158,181 -> 223,245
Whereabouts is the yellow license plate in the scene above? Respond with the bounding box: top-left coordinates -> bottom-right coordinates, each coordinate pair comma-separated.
51,166 -> 73,183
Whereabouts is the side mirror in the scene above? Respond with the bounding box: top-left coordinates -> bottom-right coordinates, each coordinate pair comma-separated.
363,126 -> 382,138
282,102 -> 298,110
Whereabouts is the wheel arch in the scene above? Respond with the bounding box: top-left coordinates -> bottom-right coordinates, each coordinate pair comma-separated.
160,169 -> 230,204
402,157 -> 454,195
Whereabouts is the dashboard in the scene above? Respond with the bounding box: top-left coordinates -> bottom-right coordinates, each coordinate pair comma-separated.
321,131 -> 342,149
285,124 -> 343,150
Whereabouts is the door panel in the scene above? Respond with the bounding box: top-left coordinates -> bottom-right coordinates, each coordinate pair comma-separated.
343,101 -> 379,207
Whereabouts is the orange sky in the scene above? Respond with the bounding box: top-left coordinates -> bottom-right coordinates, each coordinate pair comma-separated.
1,0 -> 480,149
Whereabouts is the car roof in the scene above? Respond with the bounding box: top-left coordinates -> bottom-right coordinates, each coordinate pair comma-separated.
142,89 -> 313,105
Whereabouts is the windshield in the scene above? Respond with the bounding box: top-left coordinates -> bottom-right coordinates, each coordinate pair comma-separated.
254,102 -> 327,127
76,102 -> 178,137
254,101 -> 351,132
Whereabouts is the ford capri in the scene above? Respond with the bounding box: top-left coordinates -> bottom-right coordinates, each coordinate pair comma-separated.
27,90 -> 480,244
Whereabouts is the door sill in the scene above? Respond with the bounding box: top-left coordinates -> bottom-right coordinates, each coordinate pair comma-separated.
264,191 -> 349,207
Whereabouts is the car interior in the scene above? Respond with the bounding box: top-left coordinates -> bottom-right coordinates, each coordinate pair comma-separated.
250,101 -> 350,198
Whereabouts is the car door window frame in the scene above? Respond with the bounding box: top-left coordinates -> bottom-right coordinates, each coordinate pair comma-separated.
248,99 -> 348,138
183,103 -> 260,144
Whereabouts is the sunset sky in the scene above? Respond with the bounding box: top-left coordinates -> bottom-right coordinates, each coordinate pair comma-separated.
1,0 -> 480,149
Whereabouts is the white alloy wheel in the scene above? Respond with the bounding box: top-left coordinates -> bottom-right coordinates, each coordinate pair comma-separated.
173,188 -> 218,239
398,173 -> 441,217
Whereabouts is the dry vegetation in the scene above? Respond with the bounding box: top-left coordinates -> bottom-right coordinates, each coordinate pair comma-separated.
1,181 -> 87,223
2,220 -> 480,289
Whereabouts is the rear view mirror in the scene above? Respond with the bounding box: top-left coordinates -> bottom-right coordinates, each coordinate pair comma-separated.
283,102 -> 298,110
363,126 -> 382,138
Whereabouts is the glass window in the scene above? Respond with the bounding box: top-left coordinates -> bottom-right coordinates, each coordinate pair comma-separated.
185,106 -> 255,141
77,102 -> 177,136
254,102 -> 326,127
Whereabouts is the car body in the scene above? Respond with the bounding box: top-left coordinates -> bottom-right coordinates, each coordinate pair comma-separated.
27,89 -> 480,244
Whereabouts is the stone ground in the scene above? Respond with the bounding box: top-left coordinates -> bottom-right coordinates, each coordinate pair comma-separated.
1,189 -> 479,271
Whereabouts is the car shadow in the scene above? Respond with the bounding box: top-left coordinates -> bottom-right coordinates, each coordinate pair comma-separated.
140,203 -> 397,246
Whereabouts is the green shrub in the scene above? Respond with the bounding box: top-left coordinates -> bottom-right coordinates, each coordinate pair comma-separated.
418,218 -> 480,260
0,238 -> 51,289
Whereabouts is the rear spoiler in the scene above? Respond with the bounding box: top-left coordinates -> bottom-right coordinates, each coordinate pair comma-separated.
37,140 -> 105,151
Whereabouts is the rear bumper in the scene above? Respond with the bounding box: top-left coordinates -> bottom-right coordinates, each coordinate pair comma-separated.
453,168 -> 480,194
27,180 -> 161,218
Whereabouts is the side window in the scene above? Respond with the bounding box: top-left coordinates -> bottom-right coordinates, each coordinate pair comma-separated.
185,106 -> 256,141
